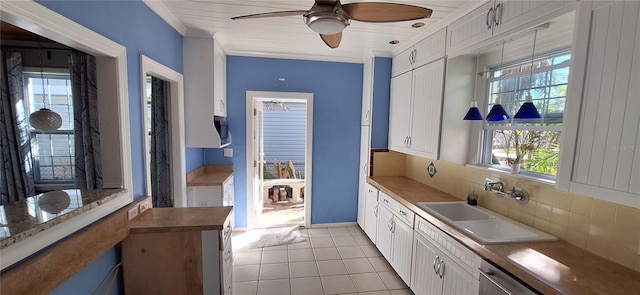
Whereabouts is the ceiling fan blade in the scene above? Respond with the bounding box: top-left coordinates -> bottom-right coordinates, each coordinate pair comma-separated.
320,32 -> 342,48
342,3 -> 432,22
315,0 -> 339,5
231,10 -> 308,20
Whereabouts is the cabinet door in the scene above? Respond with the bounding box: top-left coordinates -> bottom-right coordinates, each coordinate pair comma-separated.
440,256 -> 478,295
447,1 -> 495,55
375,205 -> 394,262
361,57 -> 374,126
411,233 -> 442,295
493,0 -> 569,36
412,28 -> 447,69
388,72 -> 413,152
223,177 -> 235,228
357,126 -> 371,228
213,42 -> 226,117
391,218 -> 414,286
558,1 -> 640,203
409,59 -> 446,159
392,47 -> 414,77
364,184 -> 378,243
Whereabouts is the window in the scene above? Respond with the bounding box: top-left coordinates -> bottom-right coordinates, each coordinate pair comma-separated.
23,72 -> 75,184
482,50 -> 571,177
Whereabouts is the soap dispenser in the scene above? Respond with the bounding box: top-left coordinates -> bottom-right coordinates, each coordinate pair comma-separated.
467,190 -> 478,206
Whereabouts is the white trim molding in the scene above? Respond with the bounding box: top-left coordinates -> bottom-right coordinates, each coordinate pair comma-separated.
0,1 -> 133,270
140,55 -> 187,208
142,0 -> 187,36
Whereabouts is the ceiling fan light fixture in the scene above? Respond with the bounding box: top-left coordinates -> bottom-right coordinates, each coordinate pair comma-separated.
304,10 -> 350,34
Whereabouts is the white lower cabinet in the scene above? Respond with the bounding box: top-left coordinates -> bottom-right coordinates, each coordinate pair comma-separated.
363,183 -> 379,242
411,217 -> 480,295
376,191 -> 415,286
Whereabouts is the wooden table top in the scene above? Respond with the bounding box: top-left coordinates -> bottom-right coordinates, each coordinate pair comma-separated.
129,207 -> 232,234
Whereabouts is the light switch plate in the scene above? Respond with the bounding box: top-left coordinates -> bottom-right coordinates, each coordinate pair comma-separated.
224,148 -> 233,157
139,198 -> 152,213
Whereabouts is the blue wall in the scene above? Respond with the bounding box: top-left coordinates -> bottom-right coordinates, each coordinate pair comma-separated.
205,56 -> 363,226
34,1 -> 183,294
371,57 -> 392,149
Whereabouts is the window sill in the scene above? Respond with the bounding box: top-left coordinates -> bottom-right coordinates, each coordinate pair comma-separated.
465,164 -> 556,186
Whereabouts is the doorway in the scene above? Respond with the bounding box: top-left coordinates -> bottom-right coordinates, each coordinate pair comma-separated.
246,91 -> 313,229
141,55 -> 186,207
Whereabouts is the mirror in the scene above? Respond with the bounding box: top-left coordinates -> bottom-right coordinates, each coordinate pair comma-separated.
0,1 -> 133,270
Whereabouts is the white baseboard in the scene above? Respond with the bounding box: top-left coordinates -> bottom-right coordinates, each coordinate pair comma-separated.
309,222 -> 358,228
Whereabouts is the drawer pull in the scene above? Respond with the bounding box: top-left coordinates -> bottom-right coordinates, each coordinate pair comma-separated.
399,210 -> 407,217
383,199 -> 389,204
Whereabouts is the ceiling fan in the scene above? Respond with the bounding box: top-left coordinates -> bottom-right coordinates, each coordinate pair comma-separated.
231,0 -> 432,49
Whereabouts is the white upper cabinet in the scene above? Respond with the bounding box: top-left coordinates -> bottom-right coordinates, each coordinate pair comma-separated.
361,57 -> 374,126
558,0 -> 640,207
184,36 -> 229,148
389,58 -> 446,160
392,28 -> 447,77
447,0 -> 572,56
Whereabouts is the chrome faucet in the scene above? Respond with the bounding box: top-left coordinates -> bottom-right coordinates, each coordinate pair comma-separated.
484,179 -> 504,192
484,179 -> 529,204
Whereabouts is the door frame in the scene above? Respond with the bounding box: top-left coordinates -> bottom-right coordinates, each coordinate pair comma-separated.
246,91 -> 313,229
140,55 -> 187,207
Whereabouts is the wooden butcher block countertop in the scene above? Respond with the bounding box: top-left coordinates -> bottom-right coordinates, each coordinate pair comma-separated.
368,176 -> 640,295
186,165 -> 233,186
128,207 -> 232,234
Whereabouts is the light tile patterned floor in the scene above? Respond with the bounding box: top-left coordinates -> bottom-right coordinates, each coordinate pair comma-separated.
232,226 -> 413,295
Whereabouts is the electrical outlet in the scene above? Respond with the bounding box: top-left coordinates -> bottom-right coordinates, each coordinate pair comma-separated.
139,198 -> 152,213
127,207 -> 139,220
224,148 -> 233,157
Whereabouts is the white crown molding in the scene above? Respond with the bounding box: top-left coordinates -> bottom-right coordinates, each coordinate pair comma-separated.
225,49 -> 364,64
142,0 -> 188,36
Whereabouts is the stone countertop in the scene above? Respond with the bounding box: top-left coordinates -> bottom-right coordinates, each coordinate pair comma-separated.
186,165 -> 233,186
368,176 -> 640,295
129,207 -> 232,234
0,188 -> 127,249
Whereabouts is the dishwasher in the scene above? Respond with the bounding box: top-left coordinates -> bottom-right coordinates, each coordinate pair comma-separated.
478,259 -> 541,295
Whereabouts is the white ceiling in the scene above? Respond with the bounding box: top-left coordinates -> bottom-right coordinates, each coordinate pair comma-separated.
146,0 -> 476,62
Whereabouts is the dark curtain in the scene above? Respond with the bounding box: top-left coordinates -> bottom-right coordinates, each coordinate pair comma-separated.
0,50 -> 34,205
151,77 -> 172,207
69,52 -> 103,189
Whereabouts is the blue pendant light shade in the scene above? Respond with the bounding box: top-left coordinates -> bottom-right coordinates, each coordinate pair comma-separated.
463,101 -> 483,120
514,28 -> 542,120
486,102 -> 510,121
514,95 -> 541,119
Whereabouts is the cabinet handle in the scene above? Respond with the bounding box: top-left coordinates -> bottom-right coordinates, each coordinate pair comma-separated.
409,51 -> 413,64
399,210 -> 407,217
365,110 -> 370,121
438,260 -> 445,278
383,199 -> 389,204
412,49 -> 417,63
494,3 -> 502,26
407,136 -> 412,147
433,255 -> 439,274
486,7 -> 494,29
387,218 -> 393,231
224,250 -> 232,262
391,219 -> 396,233
368,189 -> 373,193
374,204 -> 378,217
224,225 -> 231,234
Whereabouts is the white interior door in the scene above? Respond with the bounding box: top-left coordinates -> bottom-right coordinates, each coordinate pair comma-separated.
254,101 -> 265,220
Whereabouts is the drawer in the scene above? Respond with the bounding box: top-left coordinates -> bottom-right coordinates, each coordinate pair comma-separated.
379,191 -> 415,228
416,217 -> 480,274
220,218 -> 232,247
365,182 -> 379,200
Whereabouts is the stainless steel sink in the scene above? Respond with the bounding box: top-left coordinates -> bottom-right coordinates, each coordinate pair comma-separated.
416,201 -> 557,244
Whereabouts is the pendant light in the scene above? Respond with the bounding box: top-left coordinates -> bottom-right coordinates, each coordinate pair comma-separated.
463,53 -> 484,120
29,48 -> 63,131
486,41 -> 510,122
514,28 -> 542,119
